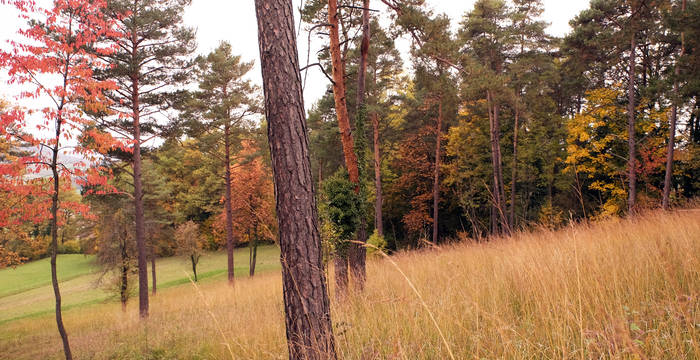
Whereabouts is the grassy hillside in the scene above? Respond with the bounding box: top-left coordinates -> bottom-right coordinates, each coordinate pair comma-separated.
1,211 -> 698,359
0,245 -> 280,324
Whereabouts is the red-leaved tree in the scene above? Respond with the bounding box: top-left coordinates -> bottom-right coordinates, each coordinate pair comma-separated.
0,1 -> 121,358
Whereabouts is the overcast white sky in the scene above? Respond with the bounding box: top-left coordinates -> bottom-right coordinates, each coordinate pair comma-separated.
1,0 -> 590,113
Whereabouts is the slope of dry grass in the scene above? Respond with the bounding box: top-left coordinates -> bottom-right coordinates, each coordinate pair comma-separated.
1,210 -> 698,359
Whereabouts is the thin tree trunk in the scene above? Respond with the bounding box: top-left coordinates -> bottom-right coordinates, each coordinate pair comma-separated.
51,115 -> 72,360
191,255 -> 198,282
254,0 -> 337,357
249,222 -> 257,277
151,248 -> 156,295
663,0 -> 685,210
372,112 -> 383,237
510,105 -> 519,227
121,244 -> 128,312
131,31 -> 149,317
487,91 -> 509,234
328,0 -> 359,295
432,100 -> 442,244
224,123 -> 235,285
627,33 -> 637,212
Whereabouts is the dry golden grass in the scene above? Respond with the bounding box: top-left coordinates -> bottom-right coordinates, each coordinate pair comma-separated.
1,209 -> 698,359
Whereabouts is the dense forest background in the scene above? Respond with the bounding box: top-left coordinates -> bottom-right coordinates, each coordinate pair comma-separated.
2,0 -> 699,263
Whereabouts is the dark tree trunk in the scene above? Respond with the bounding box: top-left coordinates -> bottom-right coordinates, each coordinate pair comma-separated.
224,123 -> 235,285
121,244 -> 129,312
129,26 -> 149,318
191,255 -> 198,282
254,0 -> 337,358
510,106 -> 519,227
50,112 -> 72,360
249,223 -> 258,277
372,112 -> 383,237
334,255 -> 348,300
432,100 -> 442,243
627,33 -> 637,212
663,0 -> 685,210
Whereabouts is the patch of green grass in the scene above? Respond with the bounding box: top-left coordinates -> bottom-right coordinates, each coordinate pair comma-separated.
0,245 -> 280,324
0,254 -> 98,298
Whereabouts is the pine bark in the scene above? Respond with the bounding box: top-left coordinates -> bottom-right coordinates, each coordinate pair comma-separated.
432,100 -> 442,243
131,62 -> 148,319
224,123 -> 235,284
254,0 -> 337,358
663,0 -> 685,210
627,33 -> 637,212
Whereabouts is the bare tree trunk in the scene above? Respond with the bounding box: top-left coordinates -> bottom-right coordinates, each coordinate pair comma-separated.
627,33 -> 637,212
224,123 -> 235,285
50,114 -> 72,360
327,0 -> 360,295
432,100 -> 442,243
510,105 -> 519,227
254,1 -> 337,357
663,0 -> 685,210
372,112 -> 383,237
249,222 -> 258,277
121,244 -> 129,312
131,34 -> 149,317
191,256 -> 198,282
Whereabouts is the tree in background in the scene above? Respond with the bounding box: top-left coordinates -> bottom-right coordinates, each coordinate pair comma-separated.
182,41 -> 259,285
175,221 -> 203,282
254,0 -> 337,357
93,0 -> 196,318
0,0 -> 119,357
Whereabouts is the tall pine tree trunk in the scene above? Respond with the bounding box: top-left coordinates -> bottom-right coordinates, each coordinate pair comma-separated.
432,100 -> 442,243
327,0 -> 359,296
348,0 -> 371,290
131,68 -> 148,319
372,112 -> 383,237
50,111 -> 72,360
627,33 -> 637,212
254,0 -> 337,357
224,123 -> 235,285
510,105 -> 519,227
663,0 -> 685,210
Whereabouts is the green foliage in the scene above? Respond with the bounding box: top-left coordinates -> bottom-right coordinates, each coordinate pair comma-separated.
320,170 -> 362,256
57,240 -> 81,255
367,229 -> 387,257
